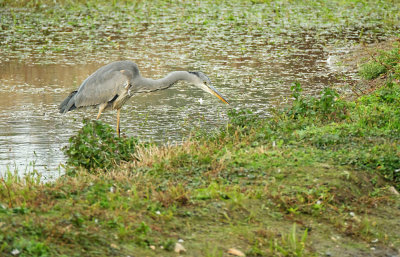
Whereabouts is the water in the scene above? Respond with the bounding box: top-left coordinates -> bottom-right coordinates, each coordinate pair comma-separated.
1,2 -> 398,178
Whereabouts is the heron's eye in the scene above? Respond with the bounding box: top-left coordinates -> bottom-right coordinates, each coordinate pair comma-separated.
204,81 -> 207,85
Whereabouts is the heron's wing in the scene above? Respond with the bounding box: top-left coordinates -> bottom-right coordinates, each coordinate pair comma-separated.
74,69 -> 133,108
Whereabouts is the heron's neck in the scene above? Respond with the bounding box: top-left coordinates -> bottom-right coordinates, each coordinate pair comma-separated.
136,71 -> 192,92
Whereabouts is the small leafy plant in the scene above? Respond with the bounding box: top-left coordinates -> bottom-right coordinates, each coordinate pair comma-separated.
226,108 -> 259,135
64,119 -> 139,171
286,82 -> 349,122
359,45 -> 400,80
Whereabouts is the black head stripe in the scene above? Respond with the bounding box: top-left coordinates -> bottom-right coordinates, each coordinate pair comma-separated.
188,71 -> 200,77
189,71 -> 210,82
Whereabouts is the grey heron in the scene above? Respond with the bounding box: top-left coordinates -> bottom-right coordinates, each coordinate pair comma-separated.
59,60 -> 229,136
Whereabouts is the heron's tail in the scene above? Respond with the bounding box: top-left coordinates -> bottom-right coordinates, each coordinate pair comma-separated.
59,91 -> 77,113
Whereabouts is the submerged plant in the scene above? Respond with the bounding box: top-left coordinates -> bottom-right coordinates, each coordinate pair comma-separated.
64,119 -> 139,171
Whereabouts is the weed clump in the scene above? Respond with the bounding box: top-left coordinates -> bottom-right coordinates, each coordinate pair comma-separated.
227,108 -> 259,134
64,119 -> 139,171
359,45 -> 400,80
359,61 -> 387,80
286,82 -> 349,122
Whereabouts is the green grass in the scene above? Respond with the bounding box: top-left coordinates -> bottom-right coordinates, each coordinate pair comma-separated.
359,46 -> 400,80
1,41 -> 399,256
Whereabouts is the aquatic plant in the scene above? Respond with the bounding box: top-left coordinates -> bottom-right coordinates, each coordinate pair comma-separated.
1,0 -> 400,64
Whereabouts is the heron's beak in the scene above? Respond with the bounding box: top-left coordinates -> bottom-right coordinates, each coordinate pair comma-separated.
204,84 -> 229,104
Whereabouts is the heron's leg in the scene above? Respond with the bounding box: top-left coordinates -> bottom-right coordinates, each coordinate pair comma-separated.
96,103 -> 107,120
116,108 -> 121,137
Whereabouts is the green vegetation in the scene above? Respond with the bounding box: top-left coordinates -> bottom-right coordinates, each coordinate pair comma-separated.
1,0 -> 399,64
1,41 -> 399,256
359,46 -> 400,80
1,0 -> 400,256
64,119 -> 139,171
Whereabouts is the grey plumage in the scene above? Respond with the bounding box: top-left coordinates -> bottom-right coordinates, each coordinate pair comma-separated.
59,60 -> 229,136
60,61 -> 137,113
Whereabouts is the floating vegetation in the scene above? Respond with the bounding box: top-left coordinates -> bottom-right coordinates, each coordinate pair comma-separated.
0,0 -> 399,64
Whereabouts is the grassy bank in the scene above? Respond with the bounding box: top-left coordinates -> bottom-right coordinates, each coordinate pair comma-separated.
1,42 -> 399,256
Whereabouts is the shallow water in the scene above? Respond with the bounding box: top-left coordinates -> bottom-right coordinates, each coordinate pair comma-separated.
0,2 -> 398,178
0,40 -> 349,178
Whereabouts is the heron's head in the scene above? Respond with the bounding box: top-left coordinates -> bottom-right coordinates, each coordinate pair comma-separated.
189,71 -> 229,104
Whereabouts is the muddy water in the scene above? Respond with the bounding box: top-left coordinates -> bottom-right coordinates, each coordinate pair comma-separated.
0,33 -> 355,179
